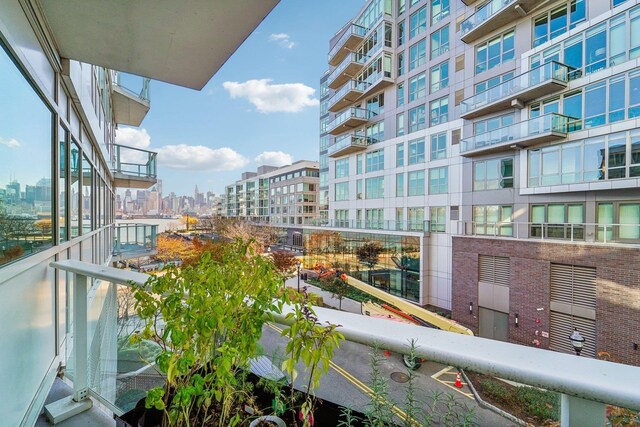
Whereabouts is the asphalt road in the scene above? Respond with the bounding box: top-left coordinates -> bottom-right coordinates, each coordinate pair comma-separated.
259,322 -> 514,426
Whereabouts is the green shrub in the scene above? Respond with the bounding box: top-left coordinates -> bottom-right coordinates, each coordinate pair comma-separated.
515,386 -> 559,422
479,379 -> 510,403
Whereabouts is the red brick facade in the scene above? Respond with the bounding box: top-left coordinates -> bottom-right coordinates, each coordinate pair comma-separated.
452,236 -> 640,366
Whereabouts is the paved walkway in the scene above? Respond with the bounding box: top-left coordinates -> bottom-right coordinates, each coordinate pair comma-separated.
284,276 -> 363,314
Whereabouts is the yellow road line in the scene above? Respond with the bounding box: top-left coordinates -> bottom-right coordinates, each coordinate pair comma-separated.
266,323 -> 413,423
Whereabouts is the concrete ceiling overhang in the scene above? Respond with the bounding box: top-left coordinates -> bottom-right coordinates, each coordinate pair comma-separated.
37,0 -> 280,90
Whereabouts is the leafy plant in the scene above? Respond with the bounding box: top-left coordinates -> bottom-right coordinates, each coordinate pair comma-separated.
365,344 -> 395,426
280,289 -> 345,426
131,239 -> 287,427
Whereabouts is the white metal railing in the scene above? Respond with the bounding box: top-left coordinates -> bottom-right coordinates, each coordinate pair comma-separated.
456,221 -> 640,244
46,260 -> 640,426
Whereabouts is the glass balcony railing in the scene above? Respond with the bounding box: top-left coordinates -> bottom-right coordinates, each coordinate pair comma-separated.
327,107 -> 375,134
460,61 -> 574,118
328,23 -> 367,64
460,113 -> 573,155
113,144 -> 157,179
307,219 -> 431,233
460,0 -> 521,41
115,72 -> 150,101
328,53 -> 367,88
328,134 -> 368,157
327,80 -> 369,111
113,223 -> 158,258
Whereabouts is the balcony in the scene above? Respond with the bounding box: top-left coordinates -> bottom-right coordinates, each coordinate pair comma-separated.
460,0 -> 538,43
328,53 -> 366,89
361,70 -> 394,97
112,223 -> 158,261
460,113 -> 573,157
328,80 -> 368,112
327,107 -> 375,135
112,74 -> 151,126
456,221 -> 640,245
112,144 -> 158,188
461,0 -> 477,4
328,23 -> 367,66
328,134 -> 368,158
460,61 -> 574,119
306,219 -> 431,233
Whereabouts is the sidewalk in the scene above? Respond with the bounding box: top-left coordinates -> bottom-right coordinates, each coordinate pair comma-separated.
284,276 -> 363,314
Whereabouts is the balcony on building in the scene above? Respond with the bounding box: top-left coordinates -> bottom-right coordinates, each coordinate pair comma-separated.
461,0 -> 476,4
328,134 -> 368,158
328,23 -> 367,66
327,107 -> 375,135
328,52 -> 366,89
328,80 -> 369,112
112,74 -> 151,126
460,61 -> 574,119
112,223 -> 158,261
112,144 -> 158,188
460,113 -> 574,157
460,0 -> 538,43
307,219 -> 431,234
361,68 -> 394,97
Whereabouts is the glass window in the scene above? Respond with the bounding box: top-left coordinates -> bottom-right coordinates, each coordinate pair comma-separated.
82,154 -> 93,233
365,208 -> 384,229
399,0 -> 406,14
631,130 -> 640,177
473,205 -> 513,236
408,207 -> 424,230
430,206 -> 446,232
631,7 -> 640,59
408,72 -> 426,102
408,170 -> 425,196
410,7 -> 427,39
430,25 -> 449,59
531,203 -> 585,239
59,126 -> 68,243
366,149 -> 385,172
397,113 -> 405,137
335,158 -> 349,178
396,143 -> 405,166
429,96 -> 448,126
397,83 -> 405,107
408,138 -> 425,164
408,105 -> 426,133
430,132 -> 447,160
398,51 -> 405,76
357,154 -> 363,175
0,42 -> 54,267
533,1 -> 585,47
409,39 -> 426,70
608,133 -> 626,179
335,182 -> 349,201
584,82 -> 606,128
430,61 -> 449,93
609,75 -> 626,123
429,167 -> 448,194
431,0 -> 450,24
366,176 -> 384,199
398,21 -> 406,46
585,23 -> 607,74
396,173 -> 404,197
610,14 -> 627,66
476,30 -> 514,74
629,70 -> 640,118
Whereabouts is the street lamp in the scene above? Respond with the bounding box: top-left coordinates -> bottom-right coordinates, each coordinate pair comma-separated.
570,328 -> 586,356
296,261 -> 301,293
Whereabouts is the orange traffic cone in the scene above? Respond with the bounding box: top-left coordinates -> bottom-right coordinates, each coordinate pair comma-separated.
454,372 -> 463,388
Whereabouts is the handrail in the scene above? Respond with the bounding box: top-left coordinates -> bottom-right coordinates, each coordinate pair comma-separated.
328,23 -> 367,60
461,0 -> 517,36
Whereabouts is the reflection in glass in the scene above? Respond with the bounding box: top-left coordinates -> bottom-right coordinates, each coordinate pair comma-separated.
59,127 -> 68,242
0,41 -> 53,267
82,154 -> 93,233
70,142 -> 80,238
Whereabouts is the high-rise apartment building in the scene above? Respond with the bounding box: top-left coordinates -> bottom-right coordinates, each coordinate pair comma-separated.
319,0 -> 640,365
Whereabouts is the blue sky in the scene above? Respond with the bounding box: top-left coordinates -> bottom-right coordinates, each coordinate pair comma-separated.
118,0 -> 365,196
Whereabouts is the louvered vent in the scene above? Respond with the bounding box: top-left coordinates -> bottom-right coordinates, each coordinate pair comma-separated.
549,311 -> 596,358
479,255 -> 510,286
551,264 -> 596,309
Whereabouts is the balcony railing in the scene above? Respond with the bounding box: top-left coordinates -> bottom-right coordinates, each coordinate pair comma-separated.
112,144 -> 158,188
460,0 -> 536,43
112,73 -> 151,126
460,113 -> 573,156
113,223 -> 158,260
460,61 -> 574,119
44,260 -> 640,426
328,134 -> 368,158
307,219 -> 431,233
328,52 -> 367,89
328,23 -> 367,66
328,80 -> 369,112
456,221 -> 640,244
327,107 -> 375,135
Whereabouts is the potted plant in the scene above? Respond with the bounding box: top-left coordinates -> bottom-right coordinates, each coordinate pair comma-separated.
129,239 -> 289,426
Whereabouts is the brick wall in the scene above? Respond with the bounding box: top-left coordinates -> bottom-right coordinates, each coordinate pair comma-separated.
452,236 -> 640,366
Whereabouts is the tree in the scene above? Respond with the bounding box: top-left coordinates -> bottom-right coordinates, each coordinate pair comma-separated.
271,250 -> 299,285
182,237 -> 224,267
156,234 -> 194,263
213,217 -> 278,253
356,240 -> 384,284
179,215 -> 198,232
323,275 -> 348,310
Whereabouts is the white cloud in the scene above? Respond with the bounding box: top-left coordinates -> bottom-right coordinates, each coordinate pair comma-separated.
157,145 -> 249,171
115,127 -> 152,163
269,33 -> 295,49
222,79 -> 319,113
255,151 -> 293,167
0,137 -> 21,149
